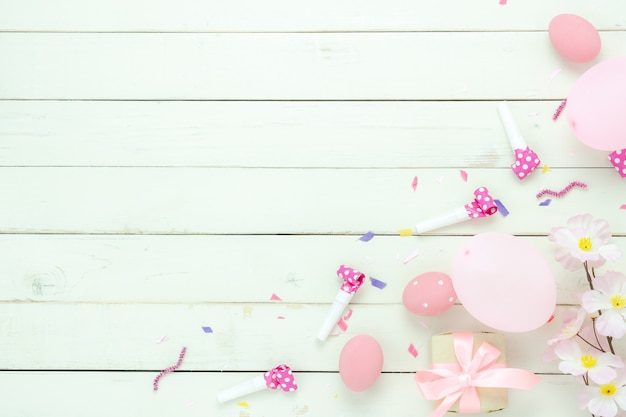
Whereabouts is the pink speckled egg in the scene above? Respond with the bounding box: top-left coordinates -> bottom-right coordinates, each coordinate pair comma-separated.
339,335 -> 383,392
402,272 -> 456,316
548,14 -> 600,63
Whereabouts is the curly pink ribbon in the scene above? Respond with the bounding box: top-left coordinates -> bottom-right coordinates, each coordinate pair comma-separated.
337,265 -> 365,294
264,364 -> 298,392
464,187 -> 498,219
609,149 -> 626,178
414,333 -> 540,417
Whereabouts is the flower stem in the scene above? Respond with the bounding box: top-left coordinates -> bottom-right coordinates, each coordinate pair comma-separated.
584,261 -> 616,355
576,333 -> 603,352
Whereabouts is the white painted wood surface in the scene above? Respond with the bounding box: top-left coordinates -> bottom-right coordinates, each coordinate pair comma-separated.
1,1 -> 626,416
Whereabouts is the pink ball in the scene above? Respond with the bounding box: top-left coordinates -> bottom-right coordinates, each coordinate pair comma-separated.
549,14 -> 600,63
339,335 -> 383,392
402,272 -> 456,316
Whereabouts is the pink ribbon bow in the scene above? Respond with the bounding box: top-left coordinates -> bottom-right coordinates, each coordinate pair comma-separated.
609,149 -> 626,178
264,364 -> 298,392
337,265 -> 365,294
414,333 -> 540,417
464,187 -> 498,219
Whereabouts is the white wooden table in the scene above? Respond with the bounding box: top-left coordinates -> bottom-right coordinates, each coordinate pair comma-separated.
1,1 -> 625,416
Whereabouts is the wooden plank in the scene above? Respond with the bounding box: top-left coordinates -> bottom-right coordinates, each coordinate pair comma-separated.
1,32 -> 626,100
0,167 -> 622,235
0,303 -> 593,373
0,0 -> 624,32
0,372 -> 589,417
0,100 -> 606,168
2,234 -> 622,304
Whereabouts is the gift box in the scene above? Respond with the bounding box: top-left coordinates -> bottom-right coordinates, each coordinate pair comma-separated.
414,332 -> 540,417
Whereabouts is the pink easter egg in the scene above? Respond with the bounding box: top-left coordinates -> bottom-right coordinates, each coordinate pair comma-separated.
451,232 -> 556,333
548,14 -> 600,63
566,56 -> 626,151
402,272 -> 456,316
339,335 -> 383,392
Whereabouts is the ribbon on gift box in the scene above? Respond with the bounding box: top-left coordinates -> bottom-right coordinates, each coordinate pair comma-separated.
414,332 -> 540,417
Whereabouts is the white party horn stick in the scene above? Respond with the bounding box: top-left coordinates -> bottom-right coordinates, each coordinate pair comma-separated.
317,265 -> 365,341
217,364 -> 298,403
497,101 -> 540,180
413,187 -> 498,234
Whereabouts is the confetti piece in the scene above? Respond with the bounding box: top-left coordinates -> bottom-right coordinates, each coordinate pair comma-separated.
549,68 -> 562,80
493,199 -> 509,217
499,0 -> 507,4
156,335 -> 169,344
398,228 -> 413,237
277,316 -> 286,320
333,393 -> 339,399
621,204 -> 626,210
437,176 -> 445,184
541,165 -> 551,174
403,248 -> 420,264
459,170 -> 468,182
153,346 -> 187,392
270,293 -> 282,301
420,321 -> 430,329
343,309 -> 353,321
553,98 -> 567,121
547,315 -> 555,323
336,317 -> 348,331
359,231 -> 375,242
369,277 -> 387,289
201,326 -> 213,333
408,344 -> 419,358
539,199 -> 552,206
536,181 -> 587,199
411,176 -> 418,191
237,401 -> 250,408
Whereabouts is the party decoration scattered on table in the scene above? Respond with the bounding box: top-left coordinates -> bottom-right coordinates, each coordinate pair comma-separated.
270,293 -> 282,301
408,343 -> 419,358
415,332 -> 541,417
548,14 -> 601,63
411,176 -> 419,191
459,170 -> 468,182
201,326 -> 213,333
552,98 -> 567,121
493,199 -> 509,217
609,149 -> 626,178
317,265 -> 365,341
535,181 -> 587,199
402,272 -> 456,316
539,199 -> 552,207
359,231 -> 375,242
451,232 -> 556,332
339,335 -> 383,392
153,346 -> 187,392
497,101 -> 540,180
413,187 -> 497,234
403,248 -> 420,264
217,364 -> 298,403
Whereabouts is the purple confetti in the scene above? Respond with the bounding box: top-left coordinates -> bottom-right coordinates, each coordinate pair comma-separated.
359,231 -> 375,242
539,199 -> 552,207
369,277 -> 387,289
201,326 -> 213,333
493,199 -> 509,217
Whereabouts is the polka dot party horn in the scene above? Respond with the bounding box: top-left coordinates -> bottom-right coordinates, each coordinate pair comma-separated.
497,101 -> 540,180
217,364 -> 298,403
413,187 -> 498,234
317,265 -> 365,341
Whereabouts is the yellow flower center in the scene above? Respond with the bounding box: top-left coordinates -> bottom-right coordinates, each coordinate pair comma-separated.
581,355 -> 597,368
578,237 -> 593,252
600,383 -> 617,397
611,295 -> 626,309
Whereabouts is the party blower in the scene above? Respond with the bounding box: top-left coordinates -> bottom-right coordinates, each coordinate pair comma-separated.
217,364 -> 298,403
317,265 -> 365,341
413,187 -> 498,234
497,101 -> 541,180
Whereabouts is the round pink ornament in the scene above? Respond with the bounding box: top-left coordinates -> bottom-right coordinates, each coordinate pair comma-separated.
450,232 -> 556,333
339,335 -> 383,392
548,14 -> 600,63
566,56 -> 626,151
402,272 -> 456,316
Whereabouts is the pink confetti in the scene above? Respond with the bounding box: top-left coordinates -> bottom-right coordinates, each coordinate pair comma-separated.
402,248 -> 420,264
153,346 -> 187,392
411,176 -> 418,191
343,309 -> 353,321
536,181 -> 587,199
553,98 -> 567,121
270,293 -> 282,301
621,204 -> 626,210
499,0 -> 507,4
408,344 -> 419,358
549,68 -> 562,80
337,318 -> 348,332
277,316 -> 286,320
156,335 -> 169,344
459,170 -> 468,182
420,321 -> 430,329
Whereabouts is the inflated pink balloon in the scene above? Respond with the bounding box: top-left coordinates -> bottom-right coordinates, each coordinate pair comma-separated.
450,232 -> 556,333
567,56 -> 626,151
548,14 -> 600,63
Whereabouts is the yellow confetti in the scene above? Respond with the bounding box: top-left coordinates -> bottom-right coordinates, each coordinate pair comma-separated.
237,401 -> 250,408
542,165 -> 551,173
398,228 -> 413,237
333,393 -> 339,399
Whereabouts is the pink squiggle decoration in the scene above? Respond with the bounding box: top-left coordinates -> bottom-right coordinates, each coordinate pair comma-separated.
535,181 -> 587,199
153,346 -> 187,392
552,99 -> 567,121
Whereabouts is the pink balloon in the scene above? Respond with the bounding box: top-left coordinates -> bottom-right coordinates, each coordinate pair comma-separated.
450,232 -> 556,333
567,56 -> 626,151
548,14 -> 600,63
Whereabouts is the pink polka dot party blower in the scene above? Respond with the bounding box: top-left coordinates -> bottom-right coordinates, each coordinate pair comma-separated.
413,187 -> 498,234
317,265 -> 365,341
497,101 -> 540,180
216,364 -> 298,403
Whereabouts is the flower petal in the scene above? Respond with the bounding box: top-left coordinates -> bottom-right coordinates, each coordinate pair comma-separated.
582,290 -> 613,312
596,310 -> 626,338
588,396 -> 619,417
599,245 -> 622,262
588,366 -> 618,384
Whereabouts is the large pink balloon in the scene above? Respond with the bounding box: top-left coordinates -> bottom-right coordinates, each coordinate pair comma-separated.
567,56 -> 626,151
451,232 -> 556,332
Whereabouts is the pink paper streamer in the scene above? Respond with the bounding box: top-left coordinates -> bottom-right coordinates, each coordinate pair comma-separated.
153,346 -> 187,392
552,99 -> 567,121
412,176 -> 419,191
459,170 -> 468,182
408,344 -> 419,358
536,181 -> 587,199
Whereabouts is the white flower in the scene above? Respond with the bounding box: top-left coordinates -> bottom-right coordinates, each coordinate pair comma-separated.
582,271 -> 626,338
547,307 -> 587,346
580,373 -> 626,417
555,339 -> 623,384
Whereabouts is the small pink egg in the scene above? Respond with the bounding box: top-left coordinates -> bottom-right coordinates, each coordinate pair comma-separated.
548,14 -> 600,63
339,335 -> 383,392
402,271 -> 456,316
